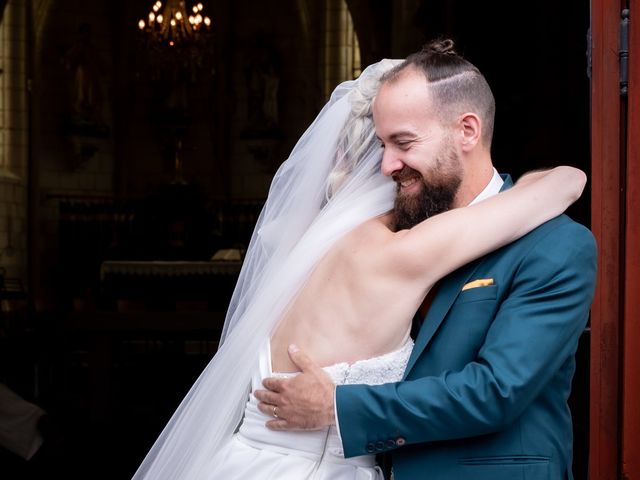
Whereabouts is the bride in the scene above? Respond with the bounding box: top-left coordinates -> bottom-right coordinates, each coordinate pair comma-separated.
132,54 -> 586,479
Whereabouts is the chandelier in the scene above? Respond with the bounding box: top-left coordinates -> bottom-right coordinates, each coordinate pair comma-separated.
135,1 -> 215,186
138,0 -> 213,72
138,0 -> 211,47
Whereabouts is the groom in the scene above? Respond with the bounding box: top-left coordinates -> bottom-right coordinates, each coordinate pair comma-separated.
255,40 -> 597,480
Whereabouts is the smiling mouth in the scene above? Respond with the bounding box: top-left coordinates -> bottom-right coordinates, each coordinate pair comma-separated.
395,176 -> 424,193
400,178 -> 419,188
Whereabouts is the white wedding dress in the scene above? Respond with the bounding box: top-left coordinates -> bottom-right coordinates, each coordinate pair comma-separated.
203,338 -> 414,479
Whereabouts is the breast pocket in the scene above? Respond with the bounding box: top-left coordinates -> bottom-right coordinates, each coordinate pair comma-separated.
456,284 -> 498,304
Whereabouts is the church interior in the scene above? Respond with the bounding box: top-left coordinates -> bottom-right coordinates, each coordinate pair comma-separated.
0,0 -> 591,478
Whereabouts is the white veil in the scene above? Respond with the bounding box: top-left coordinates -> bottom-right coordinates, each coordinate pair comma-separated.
132,59 -> 400,480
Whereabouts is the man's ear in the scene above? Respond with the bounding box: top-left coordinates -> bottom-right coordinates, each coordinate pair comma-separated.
457,113 -> 482,152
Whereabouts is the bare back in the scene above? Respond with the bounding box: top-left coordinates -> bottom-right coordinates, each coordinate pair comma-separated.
271,214 -> 426,373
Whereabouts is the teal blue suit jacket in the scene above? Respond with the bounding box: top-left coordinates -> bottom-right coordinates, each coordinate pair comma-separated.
336,176 -> 597,480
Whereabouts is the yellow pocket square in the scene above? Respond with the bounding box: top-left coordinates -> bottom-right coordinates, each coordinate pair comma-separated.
462,278 -> 494,291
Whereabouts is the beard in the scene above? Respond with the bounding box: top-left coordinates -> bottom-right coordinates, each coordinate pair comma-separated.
392,144 -> 462,231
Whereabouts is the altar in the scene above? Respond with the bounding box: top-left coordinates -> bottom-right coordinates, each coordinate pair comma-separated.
99,259 -> 242,312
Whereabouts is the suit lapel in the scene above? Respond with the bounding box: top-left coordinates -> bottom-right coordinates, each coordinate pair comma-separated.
404,259 -> 483,376
403,174 -> 513,377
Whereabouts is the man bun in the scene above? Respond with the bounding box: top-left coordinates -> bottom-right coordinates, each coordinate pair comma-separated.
421,38 -> 458,56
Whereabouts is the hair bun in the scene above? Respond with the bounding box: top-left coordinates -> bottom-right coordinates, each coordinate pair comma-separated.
421,39 -> 457,56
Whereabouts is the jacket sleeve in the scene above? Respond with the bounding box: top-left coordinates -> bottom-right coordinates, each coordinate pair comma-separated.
336,222 -> 597,458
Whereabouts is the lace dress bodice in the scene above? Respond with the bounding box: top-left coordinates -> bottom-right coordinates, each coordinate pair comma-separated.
291,340 -> 414,386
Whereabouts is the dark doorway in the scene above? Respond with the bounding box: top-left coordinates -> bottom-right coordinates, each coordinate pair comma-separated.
400,1 -> 591,478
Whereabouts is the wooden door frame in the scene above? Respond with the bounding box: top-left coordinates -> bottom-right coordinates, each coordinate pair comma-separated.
622,0 -> 640,477
591,1 -> 639,479
589,0 -> 623,479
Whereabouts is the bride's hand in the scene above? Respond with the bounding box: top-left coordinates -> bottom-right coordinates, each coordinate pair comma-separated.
255,345 -> 336,431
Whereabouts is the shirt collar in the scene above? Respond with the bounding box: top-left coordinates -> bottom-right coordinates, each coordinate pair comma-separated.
468,168 -> 503,206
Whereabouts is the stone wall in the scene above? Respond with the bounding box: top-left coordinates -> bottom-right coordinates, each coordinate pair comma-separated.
0,1 -> 28,282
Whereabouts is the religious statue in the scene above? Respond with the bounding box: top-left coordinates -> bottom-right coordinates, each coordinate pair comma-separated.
63,23 -> 109,134
242,40 -> 282,137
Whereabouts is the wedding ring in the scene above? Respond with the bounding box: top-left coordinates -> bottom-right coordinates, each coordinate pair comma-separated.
273,406 -> 279,418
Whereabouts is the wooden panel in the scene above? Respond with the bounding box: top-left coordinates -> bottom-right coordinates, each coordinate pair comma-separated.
622,2 -> 640,477
589,1 -> 623,479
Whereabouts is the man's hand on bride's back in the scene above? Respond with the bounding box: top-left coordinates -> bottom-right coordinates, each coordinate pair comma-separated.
255,344 -> 336,431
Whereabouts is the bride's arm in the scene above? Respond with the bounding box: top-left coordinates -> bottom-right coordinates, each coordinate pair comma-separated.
383,166 -> 587,287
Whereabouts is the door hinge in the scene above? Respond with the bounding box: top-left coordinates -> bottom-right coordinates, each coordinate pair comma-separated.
620,8 -> 629,97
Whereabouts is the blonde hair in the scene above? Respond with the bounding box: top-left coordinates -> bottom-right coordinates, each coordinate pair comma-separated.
326,59 -> 398,199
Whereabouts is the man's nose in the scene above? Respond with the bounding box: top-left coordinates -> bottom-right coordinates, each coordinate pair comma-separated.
380,149 -> 404,177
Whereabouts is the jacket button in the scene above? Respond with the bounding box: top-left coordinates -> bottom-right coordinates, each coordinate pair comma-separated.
375,441 -> 385,451
366,443 -> 376,453
396,437 -> 406,446
386,439 -> 396,448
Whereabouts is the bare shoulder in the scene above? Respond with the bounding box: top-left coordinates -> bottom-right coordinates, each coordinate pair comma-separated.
341,214 -> 395,251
